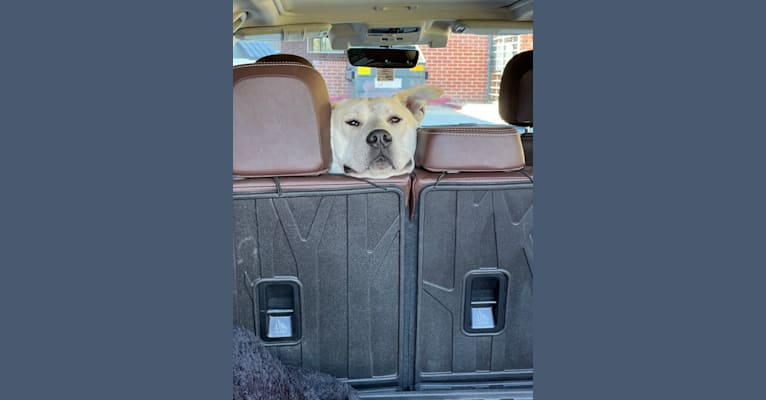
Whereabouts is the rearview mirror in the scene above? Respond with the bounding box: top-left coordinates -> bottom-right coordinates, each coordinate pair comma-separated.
346,48 -> 419,68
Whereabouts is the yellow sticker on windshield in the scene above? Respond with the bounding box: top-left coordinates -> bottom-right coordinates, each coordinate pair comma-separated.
357,67 -> 372,75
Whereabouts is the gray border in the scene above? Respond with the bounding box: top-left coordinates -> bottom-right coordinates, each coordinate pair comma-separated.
535,1 -> 766,399
0,1 -> 234,398
5,0 -> 766,398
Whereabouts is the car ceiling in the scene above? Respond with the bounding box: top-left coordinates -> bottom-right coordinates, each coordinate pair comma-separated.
234,0 -> 533,29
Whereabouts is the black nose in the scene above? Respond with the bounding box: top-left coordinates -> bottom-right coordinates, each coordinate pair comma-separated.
366,129 -> 392,148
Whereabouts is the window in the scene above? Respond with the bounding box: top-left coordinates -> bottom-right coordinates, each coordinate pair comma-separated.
232,35 -> 282,66
234,33 -> 533,126
308,37 -> 343,54
493,35 -> 520,73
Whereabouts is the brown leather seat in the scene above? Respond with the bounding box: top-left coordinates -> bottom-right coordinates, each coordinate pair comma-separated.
416,126 -> 525,173
412,123 -> 531,209
232,62 -> 410,386
500,50 -> 533,165
234,62 -> 331,177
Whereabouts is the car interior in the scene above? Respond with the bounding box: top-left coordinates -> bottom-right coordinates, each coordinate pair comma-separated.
233,1 -> 533,398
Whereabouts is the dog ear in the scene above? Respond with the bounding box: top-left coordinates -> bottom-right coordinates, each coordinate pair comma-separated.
394,85 -> 443,123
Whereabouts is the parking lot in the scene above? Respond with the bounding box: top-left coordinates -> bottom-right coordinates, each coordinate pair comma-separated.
422,102 -> 509,126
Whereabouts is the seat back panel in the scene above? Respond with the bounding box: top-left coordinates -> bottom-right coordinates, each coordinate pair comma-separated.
416,182 -> 533,383
234,187 -> 406,387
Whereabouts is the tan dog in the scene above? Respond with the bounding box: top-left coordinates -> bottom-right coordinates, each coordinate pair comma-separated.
330,85 -> 443,179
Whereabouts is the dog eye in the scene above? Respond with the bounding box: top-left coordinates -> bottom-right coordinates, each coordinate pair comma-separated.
345,120 -> 360,127
389,116 -> 401,124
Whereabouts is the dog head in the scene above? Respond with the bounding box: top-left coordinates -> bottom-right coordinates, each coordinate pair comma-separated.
331,84 -> 443,179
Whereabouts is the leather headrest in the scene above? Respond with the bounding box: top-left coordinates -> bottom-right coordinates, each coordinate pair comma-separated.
416,126 -> 525,172
233,63 -> 331,177
499,50 -> 533,127
256,54 -> 314,67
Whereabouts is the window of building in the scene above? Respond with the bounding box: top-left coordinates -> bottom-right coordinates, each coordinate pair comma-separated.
493,35 -> 520,73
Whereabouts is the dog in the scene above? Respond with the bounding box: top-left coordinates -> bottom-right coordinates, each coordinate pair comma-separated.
233,327 -> 359,400
329,84 -> 443,179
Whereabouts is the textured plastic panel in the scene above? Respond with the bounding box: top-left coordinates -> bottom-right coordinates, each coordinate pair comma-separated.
416,183 -> 533,383
233,188 -> 405,387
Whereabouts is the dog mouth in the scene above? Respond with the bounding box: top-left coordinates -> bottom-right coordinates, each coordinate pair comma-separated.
344,156 -> 411,175
369,154 -> 395,170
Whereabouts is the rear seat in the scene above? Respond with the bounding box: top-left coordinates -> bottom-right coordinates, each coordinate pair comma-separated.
411,52 -> 534,386
232,61 -> 410,387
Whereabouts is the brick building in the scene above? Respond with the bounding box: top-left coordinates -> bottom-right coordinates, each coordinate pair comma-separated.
418,34 -> 490,103
489,34 -> 533,102
245,33 -> 533,104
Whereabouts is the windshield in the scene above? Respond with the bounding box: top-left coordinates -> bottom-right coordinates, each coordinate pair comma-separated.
233,33 -> 533,127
